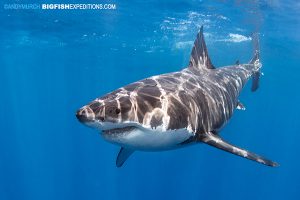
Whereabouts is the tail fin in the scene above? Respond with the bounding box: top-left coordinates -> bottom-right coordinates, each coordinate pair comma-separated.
249,33 -> 261,92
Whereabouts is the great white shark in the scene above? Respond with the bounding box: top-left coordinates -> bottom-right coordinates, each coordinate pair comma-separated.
76,26 -> 278,167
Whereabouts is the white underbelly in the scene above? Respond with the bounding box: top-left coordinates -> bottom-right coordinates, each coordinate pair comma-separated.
101,127 -> 195,151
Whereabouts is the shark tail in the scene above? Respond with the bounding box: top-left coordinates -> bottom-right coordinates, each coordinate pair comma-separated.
249,33 -> 262,92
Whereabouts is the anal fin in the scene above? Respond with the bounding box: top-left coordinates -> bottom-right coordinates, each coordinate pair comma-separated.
236,101 -> 246,110
116,147 -> 134,167
199,132 -> 278,167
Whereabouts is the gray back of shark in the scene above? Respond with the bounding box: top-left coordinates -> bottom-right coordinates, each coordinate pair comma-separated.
76,26 -> 278,168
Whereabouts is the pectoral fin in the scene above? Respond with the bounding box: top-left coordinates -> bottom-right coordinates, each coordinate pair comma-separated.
199,132 -> 278,167
116,147 -> 134,167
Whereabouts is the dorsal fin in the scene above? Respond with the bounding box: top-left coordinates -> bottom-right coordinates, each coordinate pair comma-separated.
189,26 -> 215,70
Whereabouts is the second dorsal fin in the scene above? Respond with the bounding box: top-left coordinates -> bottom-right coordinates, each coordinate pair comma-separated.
189,26 -> 215,70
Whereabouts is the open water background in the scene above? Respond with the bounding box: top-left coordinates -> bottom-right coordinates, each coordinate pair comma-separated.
1,0 -> 300,200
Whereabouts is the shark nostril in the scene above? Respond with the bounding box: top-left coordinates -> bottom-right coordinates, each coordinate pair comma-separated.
76,110 -> 88,123
76,106 -> 95,123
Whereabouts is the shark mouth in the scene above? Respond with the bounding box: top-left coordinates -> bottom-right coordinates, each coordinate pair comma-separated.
102,126 -> 137,135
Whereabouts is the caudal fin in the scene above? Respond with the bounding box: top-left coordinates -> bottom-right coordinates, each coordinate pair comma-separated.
249,33 -> 262,92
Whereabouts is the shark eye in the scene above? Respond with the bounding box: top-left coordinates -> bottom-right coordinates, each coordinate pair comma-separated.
115,108 -> 121,114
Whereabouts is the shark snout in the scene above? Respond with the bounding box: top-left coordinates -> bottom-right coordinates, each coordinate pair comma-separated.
76,106 -> 95,123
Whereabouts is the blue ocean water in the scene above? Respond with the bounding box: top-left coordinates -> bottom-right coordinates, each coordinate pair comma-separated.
1,0 -> 300,200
